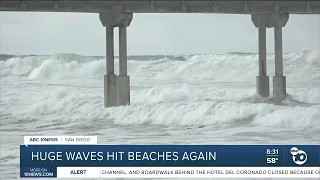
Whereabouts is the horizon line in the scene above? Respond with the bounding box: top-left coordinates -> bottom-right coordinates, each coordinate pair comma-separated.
0,51 -> 303,57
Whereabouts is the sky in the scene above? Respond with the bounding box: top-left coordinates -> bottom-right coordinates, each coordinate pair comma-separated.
0,12 -> 319,56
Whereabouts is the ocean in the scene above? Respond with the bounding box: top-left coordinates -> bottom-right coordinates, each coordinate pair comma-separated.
0,50 -> 319,179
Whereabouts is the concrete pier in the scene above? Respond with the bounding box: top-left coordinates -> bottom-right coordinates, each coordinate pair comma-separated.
117,15 -> 133,106
252,13 -> 289,103
273,13 -> 289,104
251,14 -> 270,98
104,26 -> 117,107
2,0 -> 312,107
1,1 -> 318,14
99,7 -> 133,107
257,27 -> 269,98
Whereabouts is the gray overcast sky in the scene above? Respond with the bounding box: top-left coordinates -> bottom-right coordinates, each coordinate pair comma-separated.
0,12 -> 319,56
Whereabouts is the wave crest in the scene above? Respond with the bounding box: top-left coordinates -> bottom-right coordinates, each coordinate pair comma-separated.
1,50 -> 319,82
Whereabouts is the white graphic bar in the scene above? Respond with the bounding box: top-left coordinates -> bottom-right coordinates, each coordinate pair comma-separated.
23,136 -> 97,146
57,167 -> 99,178
57,167 -> 320,178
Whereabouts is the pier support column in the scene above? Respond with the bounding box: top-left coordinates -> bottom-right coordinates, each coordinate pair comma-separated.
99,8 -> 133,107
272,13 -> 289,104
104,26 -> 117,107
257,27 -> 269,97
251,13 -> 289,103
117,14 -> 133,106
251,14 -> 270,98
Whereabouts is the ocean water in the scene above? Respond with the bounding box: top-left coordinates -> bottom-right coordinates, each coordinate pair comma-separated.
0,50 -> 320,179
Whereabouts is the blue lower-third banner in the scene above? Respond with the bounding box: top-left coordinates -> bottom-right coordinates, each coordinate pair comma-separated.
20,145 -> 320,167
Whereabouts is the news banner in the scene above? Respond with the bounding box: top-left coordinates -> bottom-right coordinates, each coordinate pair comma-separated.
20,136 -> 320,178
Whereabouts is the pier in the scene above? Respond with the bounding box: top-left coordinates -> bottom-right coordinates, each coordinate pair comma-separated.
1,0 -> 318,107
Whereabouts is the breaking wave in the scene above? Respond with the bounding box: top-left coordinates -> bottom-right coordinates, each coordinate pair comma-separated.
1,50 -> 319,82
1,49 -> 320,130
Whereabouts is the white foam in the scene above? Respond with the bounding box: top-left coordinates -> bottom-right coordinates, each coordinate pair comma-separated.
1,51 -> 320,180
1,80 -> 319,132
1,50 -> 320,83
0,50 -> 319,133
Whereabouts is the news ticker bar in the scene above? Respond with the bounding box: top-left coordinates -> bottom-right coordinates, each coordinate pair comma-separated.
20,144 -> 320,167
20,167 -> 320,178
